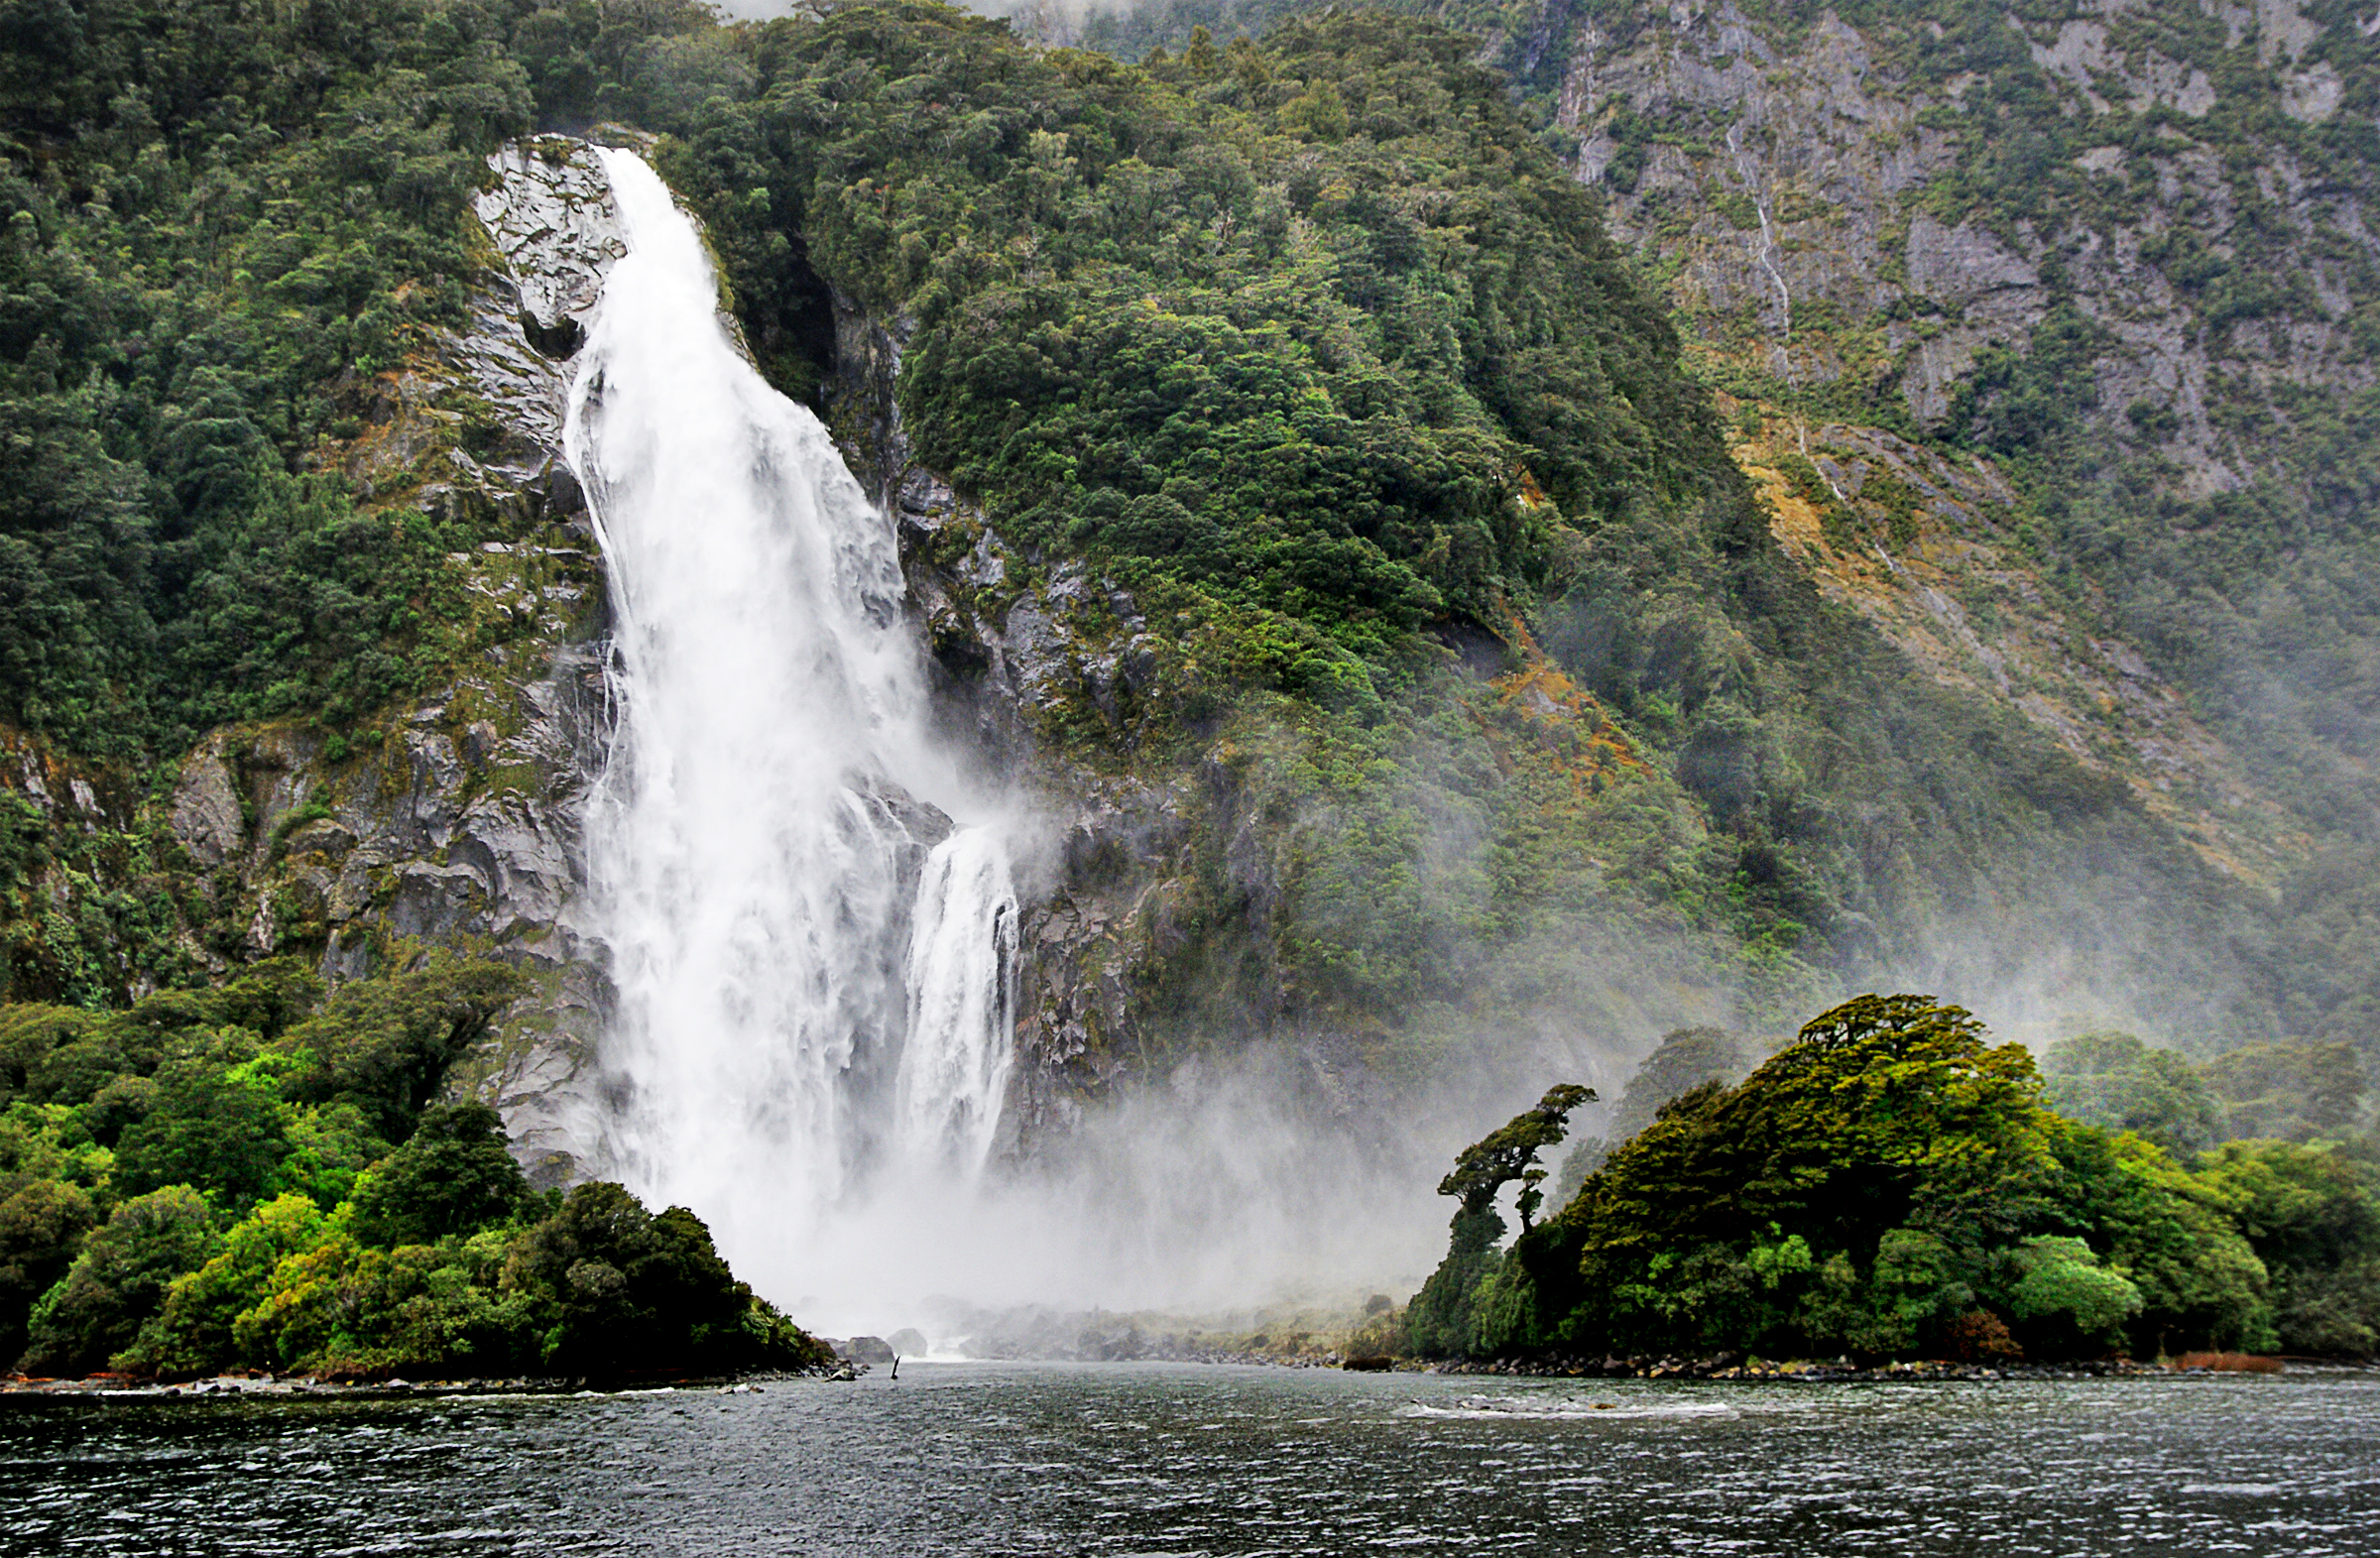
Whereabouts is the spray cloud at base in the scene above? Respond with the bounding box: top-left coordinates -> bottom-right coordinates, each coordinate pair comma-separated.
753,1052 -> 1463,1342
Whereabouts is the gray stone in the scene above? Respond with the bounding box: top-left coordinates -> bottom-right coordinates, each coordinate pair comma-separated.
170,744 -> 245,868
142,139 -> 628,1184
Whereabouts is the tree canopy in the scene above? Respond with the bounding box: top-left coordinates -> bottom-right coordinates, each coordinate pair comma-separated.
0,952 -> 823,1380
1408,994 -> 2380,1364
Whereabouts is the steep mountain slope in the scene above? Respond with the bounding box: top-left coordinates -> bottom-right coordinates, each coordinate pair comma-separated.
0,0 -> 2342,1184
1068,0 -> 2380,1067
1555,0 -> 2379,874
1546,0 -> 2380,1062
657,3 -> 2278,1074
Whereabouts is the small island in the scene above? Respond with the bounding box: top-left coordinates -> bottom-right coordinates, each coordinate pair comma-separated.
1397,995 -> 2379,1372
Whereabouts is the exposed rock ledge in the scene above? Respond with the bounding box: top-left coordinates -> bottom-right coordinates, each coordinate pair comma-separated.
164,137 -> 628,1185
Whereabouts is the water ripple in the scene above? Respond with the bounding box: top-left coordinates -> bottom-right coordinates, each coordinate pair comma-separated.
3,1365 -> 2375,1555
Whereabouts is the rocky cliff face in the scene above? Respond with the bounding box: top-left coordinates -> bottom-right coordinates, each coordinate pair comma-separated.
1540,0 -> 2379,883
820,275 -> 1768,1154
825,295 -> 1389,1153
139,138 -> 629,1183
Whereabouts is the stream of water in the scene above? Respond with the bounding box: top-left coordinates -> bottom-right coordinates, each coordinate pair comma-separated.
565,150 -> 1016,1270
5,1366 -> 2374,1555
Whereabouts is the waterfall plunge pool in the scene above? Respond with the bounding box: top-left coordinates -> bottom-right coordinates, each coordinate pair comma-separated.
5,1363 -> 2375,1554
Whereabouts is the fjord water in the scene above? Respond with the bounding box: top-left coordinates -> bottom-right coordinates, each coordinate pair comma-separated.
565,150 -> 1016,1279
7,1368 -> 2376,1555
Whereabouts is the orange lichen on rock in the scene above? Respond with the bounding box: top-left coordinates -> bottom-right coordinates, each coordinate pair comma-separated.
1726,417 -> 2296,887
1739,457 -> 1831,558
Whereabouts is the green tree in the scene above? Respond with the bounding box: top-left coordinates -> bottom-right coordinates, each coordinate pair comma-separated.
119,1192 -> 333,1376
2051,1123 -> 2272,1356
1439,1083 -> 1598,1228
1418,994 -> 2314,1363
270,1101 -> 391,1213
1604,1025 -> 1758,1143
0,1006 -> 88,1103
278,955 -> 528,1141
1405,1083 -> 1593,1357
227,1230 -> 370,1373
1486,995 -> 2064,1360
2201,1042 -> 2369,1142
347,1100 -> 532,1247
328,1231 -> 543,1378
0,1177 -> 95,1364
2041,1030 -> 2225,1155
504,1181 -> 822,1378
1183,22 -> 1220,77
113,1057 -> 292,1212
18,1185 -> 217,1376
2196,1139 -> 2380,1355
2005,1235 -> 2143,1355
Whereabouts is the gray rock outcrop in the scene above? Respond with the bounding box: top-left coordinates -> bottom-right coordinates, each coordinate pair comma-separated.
823,287 -> 1381,1161
1547,0 -> 2372,883
162,137 -> 632,1184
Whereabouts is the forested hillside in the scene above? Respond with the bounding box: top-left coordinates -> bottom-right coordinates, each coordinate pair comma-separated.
0,0 -> 2368,1168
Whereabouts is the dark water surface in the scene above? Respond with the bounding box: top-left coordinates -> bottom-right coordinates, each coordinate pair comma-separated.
3,1363 -> 2375,1555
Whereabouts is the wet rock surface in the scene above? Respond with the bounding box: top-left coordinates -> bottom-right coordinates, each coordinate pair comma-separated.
157,138 -> 631,1185
820,293 -> 1387,1159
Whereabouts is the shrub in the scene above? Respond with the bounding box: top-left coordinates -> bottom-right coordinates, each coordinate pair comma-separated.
346,1101 -> 532,1248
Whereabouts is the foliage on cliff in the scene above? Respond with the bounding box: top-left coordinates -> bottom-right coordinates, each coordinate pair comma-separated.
0,0 -> 571,758
1158,0 -> 2380,1065
677,6 -> 1726,659
1678,0 -> 2380,872
0,953 -> 822,1379
1408,994 -> 2380,1362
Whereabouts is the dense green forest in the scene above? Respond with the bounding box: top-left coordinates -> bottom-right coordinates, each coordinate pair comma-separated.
1056,0 -> 2380,1062
0,951 -> 825,1378
1409,996 -> 2380,1363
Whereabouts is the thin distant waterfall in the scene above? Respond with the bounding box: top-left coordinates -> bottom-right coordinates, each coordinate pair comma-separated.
564,148 -> 1015,1256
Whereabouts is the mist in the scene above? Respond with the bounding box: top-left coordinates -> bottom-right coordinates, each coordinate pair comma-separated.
736,1043 -> 1447,1341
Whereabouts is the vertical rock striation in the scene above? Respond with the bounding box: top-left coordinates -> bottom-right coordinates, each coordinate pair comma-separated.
159,137 -> 632,1183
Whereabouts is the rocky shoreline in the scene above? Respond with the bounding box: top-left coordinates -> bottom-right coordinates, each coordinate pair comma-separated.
0,1369 -> 843,1399
1425,1354 -> 2380,1381
10,1354 -> 2369,1399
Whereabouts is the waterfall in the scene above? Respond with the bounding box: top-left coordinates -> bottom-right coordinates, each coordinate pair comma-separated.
897,829 -> 1021,1180
564,148 -> 1015,1258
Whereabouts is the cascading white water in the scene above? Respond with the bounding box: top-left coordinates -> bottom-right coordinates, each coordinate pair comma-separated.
557,151 -> 1449,1341
564,148 -> 1016,1260
896,829 -> 1020,1180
